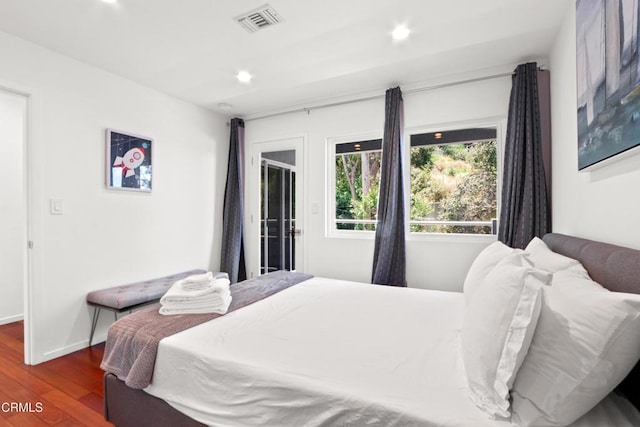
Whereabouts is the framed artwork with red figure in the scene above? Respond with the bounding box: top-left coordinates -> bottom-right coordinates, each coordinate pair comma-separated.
106,129 -> 153,192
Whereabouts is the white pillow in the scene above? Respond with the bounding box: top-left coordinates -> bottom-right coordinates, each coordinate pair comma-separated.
461,252 -> 551,418
463,241 -> 519,304
525,237 -> 588,276
511,274 -> 640,426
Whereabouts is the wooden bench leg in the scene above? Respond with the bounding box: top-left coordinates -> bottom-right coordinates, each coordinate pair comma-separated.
89,306 -> 101,346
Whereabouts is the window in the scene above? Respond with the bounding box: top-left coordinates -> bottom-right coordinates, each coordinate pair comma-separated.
333,138 -> 382,231
328,124 -> 499,237
409,127 -> 497,234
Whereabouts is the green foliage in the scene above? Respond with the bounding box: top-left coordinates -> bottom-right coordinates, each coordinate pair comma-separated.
470,139 -> 497,174
351,181 -> 379,230
335,150 -> 381,230
440,144 -> 469,161
410,146 -> 434,168
334,139 -> 497,234
438,140 -> 497,234
335,155 -> 357,220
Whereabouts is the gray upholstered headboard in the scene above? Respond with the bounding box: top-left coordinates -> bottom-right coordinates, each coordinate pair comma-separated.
542,233 -> 640,410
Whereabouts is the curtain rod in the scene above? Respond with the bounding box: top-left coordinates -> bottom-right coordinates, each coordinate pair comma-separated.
243,71 -> 513,122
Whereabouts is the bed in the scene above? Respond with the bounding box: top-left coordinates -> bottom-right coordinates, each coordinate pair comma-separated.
102,233 -> 640,426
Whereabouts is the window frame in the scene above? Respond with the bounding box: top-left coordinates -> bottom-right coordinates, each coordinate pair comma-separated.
325,117 -> 505,242
404,117 -> 505,243
326,131 -> 383,239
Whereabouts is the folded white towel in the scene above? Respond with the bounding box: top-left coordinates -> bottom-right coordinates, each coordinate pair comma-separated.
159,291 -> 232,315
181,272 -> 215,290
161,277 -> 230,303
159,277 -> 232,316
161,287 -> 230,306
183,272 -> 213,283
182,282 -> 212,291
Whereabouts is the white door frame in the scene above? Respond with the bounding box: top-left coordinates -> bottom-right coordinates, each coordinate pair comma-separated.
0,82 -> 38,365
246,136 -> 306,279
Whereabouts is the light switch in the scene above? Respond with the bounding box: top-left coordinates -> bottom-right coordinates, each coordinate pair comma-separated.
311,202 -> 319,214
50,199 -> 64,215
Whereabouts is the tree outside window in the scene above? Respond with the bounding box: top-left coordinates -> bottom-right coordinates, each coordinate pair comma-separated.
331,126 -> 497,235
335,139 -> 382,230
409,136 -> 497,234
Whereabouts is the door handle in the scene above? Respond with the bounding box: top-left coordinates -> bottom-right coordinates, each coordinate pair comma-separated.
290,227 -> 302,237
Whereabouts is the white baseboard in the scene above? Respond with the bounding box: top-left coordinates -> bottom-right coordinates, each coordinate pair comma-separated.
38,340 -> 92,364
0,314 -> 24,326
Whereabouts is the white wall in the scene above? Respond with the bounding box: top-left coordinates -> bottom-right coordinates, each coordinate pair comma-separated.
550,7 -> 640,249
0,30 -> 228,363
0,90 -> 26,325
245,77 -> 512,291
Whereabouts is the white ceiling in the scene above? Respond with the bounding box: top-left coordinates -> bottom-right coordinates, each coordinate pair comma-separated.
0,0 -> 573,119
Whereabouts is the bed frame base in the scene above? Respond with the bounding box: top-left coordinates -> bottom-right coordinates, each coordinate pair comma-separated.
104,373 -> 205,427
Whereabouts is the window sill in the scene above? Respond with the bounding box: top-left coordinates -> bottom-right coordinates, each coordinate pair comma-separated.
407,232 -> 497,244
326,229 -> 376,240
326,229 -> 498,244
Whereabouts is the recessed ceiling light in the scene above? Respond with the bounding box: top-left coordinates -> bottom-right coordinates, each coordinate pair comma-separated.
218,103 -> 232,111
237,71 -> 252,83
101,0 -> 118,4
392,24 -> 410,41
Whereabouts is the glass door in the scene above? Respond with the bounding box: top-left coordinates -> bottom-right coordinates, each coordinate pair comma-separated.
261,157 -> 296,274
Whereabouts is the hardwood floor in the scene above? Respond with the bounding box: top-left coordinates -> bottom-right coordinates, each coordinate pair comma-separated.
0,322 -> 111,426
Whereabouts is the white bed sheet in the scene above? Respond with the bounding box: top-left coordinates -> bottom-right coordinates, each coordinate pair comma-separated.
144,277 -> 640,427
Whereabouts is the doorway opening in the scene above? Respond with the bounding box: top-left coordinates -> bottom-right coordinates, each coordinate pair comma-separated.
248,137 -> 304,279
261,152 -> 297,274
0,86 -> 31,364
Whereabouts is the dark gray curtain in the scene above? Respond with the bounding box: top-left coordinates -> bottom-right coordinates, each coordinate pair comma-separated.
371,87 -> 406,287
220,118 -> 247,283
498,62 -> 550,249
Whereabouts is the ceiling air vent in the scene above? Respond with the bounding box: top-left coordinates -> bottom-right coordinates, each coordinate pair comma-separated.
234,4 -> 283,33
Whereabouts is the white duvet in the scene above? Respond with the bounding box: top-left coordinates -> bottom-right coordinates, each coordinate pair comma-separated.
144,277 -> 640,427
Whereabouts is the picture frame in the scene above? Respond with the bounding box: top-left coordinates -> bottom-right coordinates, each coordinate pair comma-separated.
105,129 -> 153,191
576,0 -> 640,170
